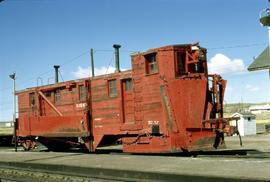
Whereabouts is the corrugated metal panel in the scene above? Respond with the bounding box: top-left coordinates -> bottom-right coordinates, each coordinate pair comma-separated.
248,47 -> 270,71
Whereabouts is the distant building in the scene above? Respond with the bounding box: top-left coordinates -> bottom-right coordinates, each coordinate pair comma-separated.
230,112 -> 256,136
249,104 -> 270,114
0,121 -> 13,127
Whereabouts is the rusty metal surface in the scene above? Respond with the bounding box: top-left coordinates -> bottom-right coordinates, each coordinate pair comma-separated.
167,79 -> 207,129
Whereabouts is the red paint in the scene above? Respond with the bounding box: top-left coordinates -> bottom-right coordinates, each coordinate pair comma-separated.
16,44 -> 238,153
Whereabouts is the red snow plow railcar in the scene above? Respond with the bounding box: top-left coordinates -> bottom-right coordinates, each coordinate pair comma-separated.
16,44 -> 238,153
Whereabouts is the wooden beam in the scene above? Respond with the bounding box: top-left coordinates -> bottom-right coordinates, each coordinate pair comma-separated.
38,91 -> 63,116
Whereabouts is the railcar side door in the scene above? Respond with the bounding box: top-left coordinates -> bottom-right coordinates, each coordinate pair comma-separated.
78,80 -> 92,131
121,78 -> 134,123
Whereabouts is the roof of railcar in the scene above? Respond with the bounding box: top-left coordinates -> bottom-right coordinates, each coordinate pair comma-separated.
16,70 -> 132,94
16,43 -> 206,94
131,44 -> 206,56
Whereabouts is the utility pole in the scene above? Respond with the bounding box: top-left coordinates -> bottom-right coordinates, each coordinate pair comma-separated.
9,72 -> 17,152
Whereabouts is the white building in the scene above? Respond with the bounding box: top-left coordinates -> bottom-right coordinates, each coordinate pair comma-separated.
0,121 -> 13,127
230,112 -> 256,136
249,104 -> 270,114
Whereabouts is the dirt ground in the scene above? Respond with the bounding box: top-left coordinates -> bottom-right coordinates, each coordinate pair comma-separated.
225,133 -> 270,152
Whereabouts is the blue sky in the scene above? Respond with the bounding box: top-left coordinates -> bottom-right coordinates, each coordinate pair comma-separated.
0,0 -> 270,121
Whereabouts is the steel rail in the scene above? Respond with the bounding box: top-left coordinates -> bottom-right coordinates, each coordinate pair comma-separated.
0,160 -> 268,182
0,166 -> 121,182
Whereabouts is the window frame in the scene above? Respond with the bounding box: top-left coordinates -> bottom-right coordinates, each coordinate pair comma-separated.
145,53 -> 158,75
55,88 -> 61,104
79,85 -> 87,102
29,92 -> 35,107
108,79 -> 117,97
175,50 -> 186,77
124,78 -> 133,92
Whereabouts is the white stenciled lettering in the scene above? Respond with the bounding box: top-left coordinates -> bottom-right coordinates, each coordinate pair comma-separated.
148,120 -> 159,125
76,103 -> 87,108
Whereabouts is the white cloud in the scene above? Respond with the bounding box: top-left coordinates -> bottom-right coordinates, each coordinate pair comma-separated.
72,66 -> 126,78
208,53 -> 246,74
72,66 -> 90,78
245,84 -> 260,92
226,85 -> 233,92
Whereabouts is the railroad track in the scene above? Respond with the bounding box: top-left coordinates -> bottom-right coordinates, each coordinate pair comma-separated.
187,149 -> 270,159
108,149 -> 270,159
1,163 -> 266,182
0,166 -> 126,182
0,149 -> 269,182
2,146 -> 270,159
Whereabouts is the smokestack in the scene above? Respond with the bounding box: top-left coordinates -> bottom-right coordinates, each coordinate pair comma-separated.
113,44 -> 121,73
54,65 -> 60,83
90,48 -> 95,77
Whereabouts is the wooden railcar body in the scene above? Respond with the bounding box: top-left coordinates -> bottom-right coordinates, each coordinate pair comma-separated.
16,44 -> 234,153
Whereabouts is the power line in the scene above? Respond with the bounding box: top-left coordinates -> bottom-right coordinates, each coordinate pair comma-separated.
59,70 -> 64,82
95,49 -> 135,53
105,52 -> 115,75
0,50 -> 89,92
18,49 -> 132,84
0,42 -> 267,92
0,49 -> 133,92
60,50 -> 89,67
208,42 -> 266,50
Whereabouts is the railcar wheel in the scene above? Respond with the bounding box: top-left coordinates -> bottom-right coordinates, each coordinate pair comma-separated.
20,139 -> 37,151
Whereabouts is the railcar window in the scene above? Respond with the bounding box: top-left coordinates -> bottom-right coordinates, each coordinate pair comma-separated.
108,79 -> 117,97
124,79 -> 133,91
71,87 -> 76,93
79,85 -> 87,102
175,51 -> 186,76
55,89 -> 61,103
45,92 -> 51,100
29,92 -> 35,107
199,49 -> 206,60
145,53 -> 158,74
